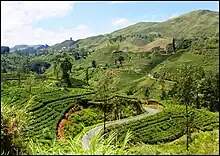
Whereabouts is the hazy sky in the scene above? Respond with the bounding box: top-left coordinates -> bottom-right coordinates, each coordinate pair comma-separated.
1,1 -> 219,47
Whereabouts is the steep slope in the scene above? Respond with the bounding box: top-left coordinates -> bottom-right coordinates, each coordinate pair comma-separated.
49,10 -> 218,52
110,22 -> 159,36
135,10 -> 219,38
139,38 -> 172,52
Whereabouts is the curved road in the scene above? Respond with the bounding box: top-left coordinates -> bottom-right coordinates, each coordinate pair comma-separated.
81,106 -> 161,150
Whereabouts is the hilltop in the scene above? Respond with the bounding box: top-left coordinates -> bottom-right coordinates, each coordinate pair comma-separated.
48,9 -> 218,52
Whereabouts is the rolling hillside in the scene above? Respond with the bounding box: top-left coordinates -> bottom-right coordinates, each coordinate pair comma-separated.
1,8 -> 219,155
48,10 -> 218,52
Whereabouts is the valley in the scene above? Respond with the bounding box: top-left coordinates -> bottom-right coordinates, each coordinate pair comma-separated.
1,8 -> 219,155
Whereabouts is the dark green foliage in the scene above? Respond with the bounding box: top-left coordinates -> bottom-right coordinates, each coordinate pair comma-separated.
60,56 -> 72,87
29,61 -> 51,74
166,43 -> 174,54
74,52 -> 81,60
145,87 -> 150,99
176,38 -> 192,50
2,68 -> 7,73
92,60 -> 97,68
172,38 -> 176,52
168,64 -> 219,111
118,55 -> 124,65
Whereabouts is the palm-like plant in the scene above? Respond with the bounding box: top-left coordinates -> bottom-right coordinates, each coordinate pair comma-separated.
28,129 -> 132,155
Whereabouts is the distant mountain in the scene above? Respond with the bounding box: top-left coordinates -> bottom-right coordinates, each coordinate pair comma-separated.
10,44 -> 49,54
1,46 -> 10,54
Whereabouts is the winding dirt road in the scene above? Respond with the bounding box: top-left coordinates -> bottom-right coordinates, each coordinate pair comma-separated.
81,105 -> 162,150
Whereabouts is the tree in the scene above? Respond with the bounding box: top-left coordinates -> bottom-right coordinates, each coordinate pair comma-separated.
92,60 -> 97,68
199,71 -> 219,112
145,87 -> 150,104
172,38 -> 176,53
74,52 -> 80,60
95,69 -> 119,136
26,76 -> 35,98
60,55 -> 72,88
170,64 -> 205,151
176,38 -> 192,50
2,68 -> 7,73
159,73 -> 166,100
166,43 -> 174,54
80,48 -> 88,57
107,34 -> 113,45
118,55 -> 124,67
85,67 -> 89,86
53,54 -> 62,81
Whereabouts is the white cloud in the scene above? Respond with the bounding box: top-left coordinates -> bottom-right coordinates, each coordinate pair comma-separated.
168,14 -> 179,19
110,1 -> 137,3
112,18 -> 134,27
140,14 -> 170,22
216,2 -> 219,11
1,1 -> 78,47
75,24 -> 89,30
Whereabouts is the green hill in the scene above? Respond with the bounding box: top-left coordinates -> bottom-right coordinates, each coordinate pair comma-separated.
48,10 -> 218,52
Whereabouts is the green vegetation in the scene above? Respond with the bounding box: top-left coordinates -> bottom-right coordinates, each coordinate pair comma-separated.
129,129 -> 219,155
105,101 -> 218,144
1,9 -> 219,155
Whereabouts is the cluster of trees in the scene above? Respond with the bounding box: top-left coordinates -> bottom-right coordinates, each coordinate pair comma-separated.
29,61 -> 51,74
125,33 -> 162,39
73,47 -> 89,60
152,63 -> 219,151
107,35 -> 126,44
166,64 -> 219,112
114,55 -> 125,67
52,53 -> 73,88
60,55 -> 72,88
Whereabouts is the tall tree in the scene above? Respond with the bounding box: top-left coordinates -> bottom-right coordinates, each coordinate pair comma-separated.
158,73 -> 166,100
60,55 -> 72,88
172,38 -> 176,53
53,55 -> 61,81
145,87 -> 151,104
118,55 -> 124,67
95,69 -> 119,136
91,60 -> 97,68
171,64 -> 198,151
85,67 -> 89,86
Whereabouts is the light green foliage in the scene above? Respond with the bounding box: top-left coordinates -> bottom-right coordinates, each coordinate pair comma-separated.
1,103 -> 30,155
28,130 -> 132,155
95,69 -> 120,100
128,130 -> 219,155
105,102 -> 218,145
65,108 -> 103,138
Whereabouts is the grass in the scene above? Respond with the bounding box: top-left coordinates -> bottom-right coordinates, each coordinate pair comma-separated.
128,129 -> 219,155
28,129 -> 132,155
